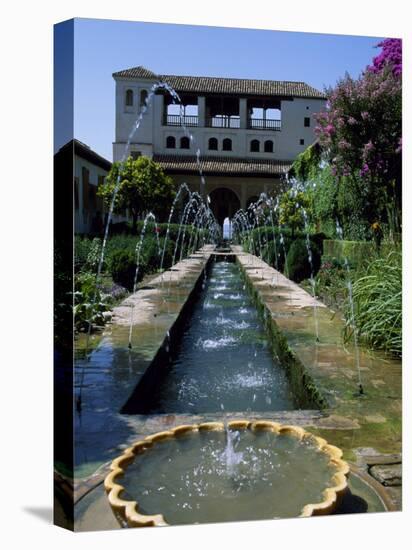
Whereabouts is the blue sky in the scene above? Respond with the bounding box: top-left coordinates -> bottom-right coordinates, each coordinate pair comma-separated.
69,18 -> 384,160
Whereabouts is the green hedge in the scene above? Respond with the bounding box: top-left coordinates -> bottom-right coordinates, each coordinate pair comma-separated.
110,250 -> 138,290
110,220 -> 204,241
75,223 -> 201,290
322,240 -> 375,266
286,238 -> 321,283
240,227 -> 326,278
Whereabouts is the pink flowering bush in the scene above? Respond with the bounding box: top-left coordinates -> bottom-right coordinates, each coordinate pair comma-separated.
314,39 -> 402,227
367,38 -> 402,77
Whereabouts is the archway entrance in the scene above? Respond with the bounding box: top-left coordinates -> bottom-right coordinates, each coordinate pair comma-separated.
209,187 -> 241,227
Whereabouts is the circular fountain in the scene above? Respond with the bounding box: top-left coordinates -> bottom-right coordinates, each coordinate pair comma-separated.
104,421 -> 349,527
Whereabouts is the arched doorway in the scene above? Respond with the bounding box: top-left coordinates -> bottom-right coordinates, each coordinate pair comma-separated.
209,188 -> 241,227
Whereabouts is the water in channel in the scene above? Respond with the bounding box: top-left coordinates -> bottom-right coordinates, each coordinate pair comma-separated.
147,260 -> 294,413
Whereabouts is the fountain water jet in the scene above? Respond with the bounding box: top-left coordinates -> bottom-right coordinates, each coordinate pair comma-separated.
222,428 -> 244,476
302,206 -> 320,342
336,220 -> 364,396
128,212 -> 157,349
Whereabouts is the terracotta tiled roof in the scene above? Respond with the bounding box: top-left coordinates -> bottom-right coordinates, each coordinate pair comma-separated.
152,154 -> 292,176
114,66 -> 159,80
61,139 -> 112,171
113,66 -> 326,99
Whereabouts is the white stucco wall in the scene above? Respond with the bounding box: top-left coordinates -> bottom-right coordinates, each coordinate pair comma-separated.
74,154 -> 110,234
111,76 -> 325,221
113,76 -> 325,163
274,98 -> 324,158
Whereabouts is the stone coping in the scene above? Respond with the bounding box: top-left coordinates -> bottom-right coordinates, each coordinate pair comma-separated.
103,421 -> 349,527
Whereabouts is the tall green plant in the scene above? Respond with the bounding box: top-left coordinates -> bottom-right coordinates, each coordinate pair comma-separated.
74,272 -> 110,331
344,250 -> 401,356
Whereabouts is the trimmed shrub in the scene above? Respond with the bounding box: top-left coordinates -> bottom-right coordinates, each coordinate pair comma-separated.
75,223 -> 202,291
140,235 -> 160,270
159,237 -> 176,270
285,238 -> 321,283
261,239 -> 287,272
323,239 -> 375,267
243,227 -> 326,276
110,250 -> 140,291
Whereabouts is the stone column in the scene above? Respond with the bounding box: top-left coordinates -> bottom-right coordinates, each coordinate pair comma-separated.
198,96 -> 206,127
241,184 -> 247,210
159,94 -> 166,126
239,98 -> 248,129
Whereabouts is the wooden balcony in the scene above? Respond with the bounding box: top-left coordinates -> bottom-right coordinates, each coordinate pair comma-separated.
163,114 -> 282,131
247,118 -> 281,131
164,114 -> 199,127
205,116 -> 240,128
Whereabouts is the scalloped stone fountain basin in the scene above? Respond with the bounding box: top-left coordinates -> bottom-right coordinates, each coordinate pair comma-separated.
104,421 -> 349,527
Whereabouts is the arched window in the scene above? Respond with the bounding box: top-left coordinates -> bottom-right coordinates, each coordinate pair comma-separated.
222,138 -> 232,151
166,136 -> 176,149
264,140 -> 273,153
180,136 -> 190,149
140,89 -> 148,107
125,89 -> 133,107
208,137 -> 218,151
250,139 -> 260,152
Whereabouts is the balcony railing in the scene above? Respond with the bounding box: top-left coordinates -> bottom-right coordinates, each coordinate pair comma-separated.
247,118 -> 281,131
163,114 -> 282,131
164,114 -> 199,127
205,116 -> 240,129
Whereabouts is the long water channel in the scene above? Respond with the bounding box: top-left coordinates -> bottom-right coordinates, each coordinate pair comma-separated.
143,259 -> 294,413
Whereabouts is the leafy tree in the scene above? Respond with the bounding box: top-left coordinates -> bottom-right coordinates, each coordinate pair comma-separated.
279,189 -> 312,237
98,156 -> 177,232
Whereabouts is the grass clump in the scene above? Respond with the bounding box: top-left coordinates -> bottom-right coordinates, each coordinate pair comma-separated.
345,249 -> 401,356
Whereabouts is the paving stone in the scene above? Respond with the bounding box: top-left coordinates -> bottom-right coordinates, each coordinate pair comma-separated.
355,448 -> 402,464
384,486 -> 402,510
364,414 -> 386,423
356,447 -> 383,457
369,463 -> 402,486
316,414 -> 360,430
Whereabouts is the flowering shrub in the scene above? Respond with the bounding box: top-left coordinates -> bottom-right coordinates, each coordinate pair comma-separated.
367,38 -> 402,77
314,39 -> 402,228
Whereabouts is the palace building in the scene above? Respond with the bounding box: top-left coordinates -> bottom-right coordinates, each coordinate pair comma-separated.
112,66 -> 326,225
